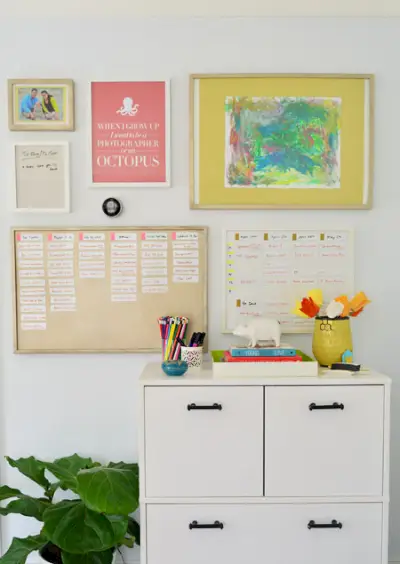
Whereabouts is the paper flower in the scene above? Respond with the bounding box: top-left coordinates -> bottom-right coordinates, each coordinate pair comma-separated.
308,288 -> 323,307
292,288 -> 322,318
326,299 -> 345,319
300,297 -> 320,318
292,301 -> 309,318
349,291 -> 370,316
335,295 -> 350,317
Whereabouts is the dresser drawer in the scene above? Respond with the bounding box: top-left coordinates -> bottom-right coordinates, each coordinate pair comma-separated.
144,386 -> 263,497
265,385 -> 384,497
146,503 -> 382,564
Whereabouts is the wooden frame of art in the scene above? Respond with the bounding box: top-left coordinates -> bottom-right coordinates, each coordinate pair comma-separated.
190,74 -> 374,210
8,78 -> 74,131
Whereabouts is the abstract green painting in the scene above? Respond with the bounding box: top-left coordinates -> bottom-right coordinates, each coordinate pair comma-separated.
225,96 -> 341,189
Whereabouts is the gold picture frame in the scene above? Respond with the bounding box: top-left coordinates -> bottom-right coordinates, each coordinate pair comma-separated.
8,78 -> 75,131
190,73 -> 374,210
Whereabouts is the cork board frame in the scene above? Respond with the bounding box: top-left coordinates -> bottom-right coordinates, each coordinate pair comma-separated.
12,226 -> 207,353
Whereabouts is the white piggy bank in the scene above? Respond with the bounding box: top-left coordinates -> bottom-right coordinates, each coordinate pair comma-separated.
233,317 -> 281,348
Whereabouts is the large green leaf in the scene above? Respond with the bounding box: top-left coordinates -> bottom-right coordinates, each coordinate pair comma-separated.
108,462 -> 138,476
44,455 -> 93,492
0,486 -> 23,501
43,501 -> 117,554
106,515 -> 128,544
0,535 -> 47,564
0,496 -> 50,521
6,457 -> 50,490
77,467 -> 139,515
127,517 -> 140,546
61,549 -> 114,564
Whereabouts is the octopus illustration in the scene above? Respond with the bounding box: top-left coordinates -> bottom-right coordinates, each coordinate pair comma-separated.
116,97 -> 139,116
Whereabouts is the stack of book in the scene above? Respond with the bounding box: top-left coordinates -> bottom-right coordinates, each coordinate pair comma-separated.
223,344 -> 302,363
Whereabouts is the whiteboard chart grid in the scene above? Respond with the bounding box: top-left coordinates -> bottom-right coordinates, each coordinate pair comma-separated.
223,229 -> 354,334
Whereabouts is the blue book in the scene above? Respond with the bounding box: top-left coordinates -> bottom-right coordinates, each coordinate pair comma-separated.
230,345 -> 297,358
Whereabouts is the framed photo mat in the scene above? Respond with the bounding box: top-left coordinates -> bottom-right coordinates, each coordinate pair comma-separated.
190,73 -> 374,210
8,78 -> 75,131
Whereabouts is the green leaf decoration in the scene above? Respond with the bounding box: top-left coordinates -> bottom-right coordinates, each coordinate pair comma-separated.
127,517 -> 140,546
108,462 -> 138,476
0,486 -> 23,501
0,535 -> 47,564
106,515 -> 128,545
119,537 -> 134,548
61,549 -> 114,564
6,457 -> 50,490
0,496 -> 50,521
44,455 -> 93,492
43,501 -> 117,553
77,467 -> 139,515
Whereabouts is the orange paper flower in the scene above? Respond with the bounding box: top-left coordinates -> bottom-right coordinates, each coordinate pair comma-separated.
349,291 -> 370,316
300,297 -> 320,318
350,307 -> 364,318
335,295 -> 350,317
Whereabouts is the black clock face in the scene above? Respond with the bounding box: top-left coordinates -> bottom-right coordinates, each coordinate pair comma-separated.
102,198 -> 122,217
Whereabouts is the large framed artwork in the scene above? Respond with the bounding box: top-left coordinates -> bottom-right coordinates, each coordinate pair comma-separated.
90,81 -> 170,187
190,74 -> 373,209
8,79 -> 74,131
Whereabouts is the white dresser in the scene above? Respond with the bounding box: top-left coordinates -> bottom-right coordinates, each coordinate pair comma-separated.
139,363 -> 391,564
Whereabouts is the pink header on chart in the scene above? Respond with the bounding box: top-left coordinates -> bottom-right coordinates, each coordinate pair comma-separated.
111,233 -> 116,241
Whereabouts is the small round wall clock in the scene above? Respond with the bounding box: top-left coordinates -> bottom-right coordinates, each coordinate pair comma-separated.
102,198 -> 122,218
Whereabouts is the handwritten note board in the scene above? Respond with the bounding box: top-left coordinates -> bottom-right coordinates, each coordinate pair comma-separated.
224,229 -> 354,333
14,143 -> 69,212
12,227 -> 207,353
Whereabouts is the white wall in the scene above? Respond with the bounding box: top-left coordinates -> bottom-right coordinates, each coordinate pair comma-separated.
4,0 -> 400,16
0,15 -> 399,561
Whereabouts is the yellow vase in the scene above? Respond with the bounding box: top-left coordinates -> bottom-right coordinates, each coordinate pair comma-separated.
312,316 -> 353,366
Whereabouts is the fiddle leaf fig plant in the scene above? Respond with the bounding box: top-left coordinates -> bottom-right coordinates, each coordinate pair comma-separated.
0,455 -> 140,564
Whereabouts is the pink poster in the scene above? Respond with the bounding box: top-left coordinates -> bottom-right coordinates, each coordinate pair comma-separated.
91,81 -> 169,186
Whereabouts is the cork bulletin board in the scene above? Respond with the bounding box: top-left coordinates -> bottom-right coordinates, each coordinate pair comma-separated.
12,226 -> 207,353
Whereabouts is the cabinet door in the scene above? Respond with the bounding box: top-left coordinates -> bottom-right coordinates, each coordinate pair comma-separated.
265,385 -> 384,497
144,386 -> 263,497
146,503 -> 382,564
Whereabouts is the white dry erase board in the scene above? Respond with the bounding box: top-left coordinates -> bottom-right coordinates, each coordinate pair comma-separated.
224,229 -> 354,333
14,143 -> 70,213
12,227 -> 207,353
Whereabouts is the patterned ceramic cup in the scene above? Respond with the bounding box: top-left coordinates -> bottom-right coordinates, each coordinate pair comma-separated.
181,346 -> 203,368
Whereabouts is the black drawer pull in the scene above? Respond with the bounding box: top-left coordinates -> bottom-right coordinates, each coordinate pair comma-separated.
187,403 -> 222,411
308,520 -> 343,530
309,402 -> 344,411
189,520 -> 224,530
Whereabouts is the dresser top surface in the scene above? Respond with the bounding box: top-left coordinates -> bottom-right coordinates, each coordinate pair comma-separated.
139,362 -> 391,386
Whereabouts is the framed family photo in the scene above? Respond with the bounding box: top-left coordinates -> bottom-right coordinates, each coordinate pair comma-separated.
8,79 -> 74,131
90,80 -> 170,187
190,74 -> 373,210
13,142 -> 70,213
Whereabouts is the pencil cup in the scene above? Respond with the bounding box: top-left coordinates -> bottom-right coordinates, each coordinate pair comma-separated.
181,347 -> 203,369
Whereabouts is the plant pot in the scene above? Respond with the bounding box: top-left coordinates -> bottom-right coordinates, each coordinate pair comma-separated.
312,316 -> 352,367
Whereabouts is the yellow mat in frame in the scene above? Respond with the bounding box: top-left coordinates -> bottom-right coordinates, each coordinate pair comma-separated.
190,74 -> 373,210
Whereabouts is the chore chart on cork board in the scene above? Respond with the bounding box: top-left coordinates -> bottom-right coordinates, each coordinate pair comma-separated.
224,229 -> 354,334
13,227 -> 207,353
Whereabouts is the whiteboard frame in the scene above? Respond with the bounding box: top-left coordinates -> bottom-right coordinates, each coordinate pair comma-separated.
13,141 -> 70,214
222,228 -> 355,334
89,80 -> 171,188
12,226 -> 207,354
